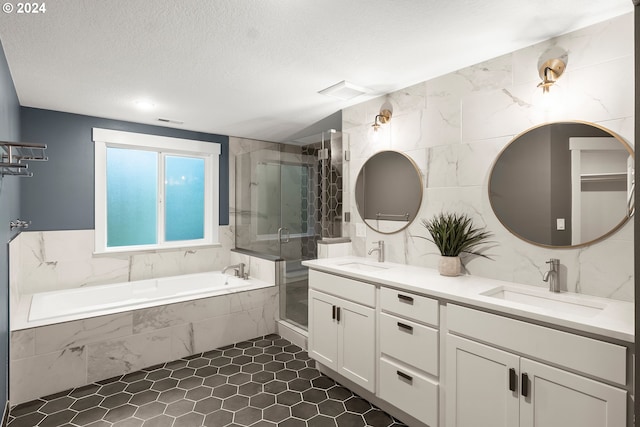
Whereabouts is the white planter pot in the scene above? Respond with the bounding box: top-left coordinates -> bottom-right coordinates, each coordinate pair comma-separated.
438,256 -> 461,276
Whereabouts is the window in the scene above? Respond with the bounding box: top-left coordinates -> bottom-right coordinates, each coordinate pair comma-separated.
93,128 -> 220,253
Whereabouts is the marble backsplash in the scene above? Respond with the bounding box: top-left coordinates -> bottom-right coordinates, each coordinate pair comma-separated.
342,13 -> 634,302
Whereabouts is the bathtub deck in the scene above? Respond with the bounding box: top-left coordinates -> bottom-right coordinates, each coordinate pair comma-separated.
7,334 -> 406,427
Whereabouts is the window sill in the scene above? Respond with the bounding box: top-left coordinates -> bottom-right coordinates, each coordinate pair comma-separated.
93,241 -> 222,256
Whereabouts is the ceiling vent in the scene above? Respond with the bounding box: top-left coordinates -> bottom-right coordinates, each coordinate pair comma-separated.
318,80 -> 371,101
157,118 -> 184,125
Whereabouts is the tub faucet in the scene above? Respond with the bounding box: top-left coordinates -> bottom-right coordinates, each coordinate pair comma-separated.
543,258 -> 560,293
368,241 -> 385,262
222,263 -> 247,279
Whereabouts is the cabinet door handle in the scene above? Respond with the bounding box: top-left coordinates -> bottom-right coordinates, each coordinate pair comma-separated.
397,294 -> 414,304
397,322 -> 414,333
397,370 -> 413,383
336,307 -> 341,322
521,373 -> 529,397
508,368 -> 516,392
332,305 -> 336,320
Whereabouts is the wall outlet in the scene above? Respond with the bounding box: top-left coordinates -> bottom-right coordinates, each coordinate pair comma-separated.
356,223 -> 366,238
556,218 -> 565,231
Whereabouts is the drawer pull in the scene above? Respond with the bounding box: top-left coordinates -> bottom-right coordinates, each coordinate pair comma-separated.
336,306 -> 341,322
397,294 -> 414,304
397,322 -> 414,333
397,370 -> 413,383
521,373 -> 529,397
508,368 -> 516,392
332,305 -> 336,320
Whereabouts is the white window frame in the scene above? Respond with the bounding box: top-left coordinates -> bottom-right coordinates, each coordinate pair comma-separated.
93,128 -> 221,254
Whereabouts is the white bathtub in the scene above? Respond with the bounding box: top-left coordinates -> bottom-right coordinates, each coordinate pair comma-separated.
14,271 -> 273,330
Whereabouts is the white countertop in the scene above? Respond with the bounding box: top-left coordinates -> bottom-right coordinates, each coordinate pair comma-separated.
303,256 -> 634,344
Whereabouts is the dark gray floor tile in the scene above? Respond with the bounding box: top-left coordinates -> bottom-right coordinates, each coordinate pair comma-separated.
9,335 -> 406,427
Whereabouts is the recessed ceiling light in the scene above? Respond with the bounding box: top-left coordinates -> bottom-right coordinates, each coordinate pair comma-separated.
134,99 -> 155,110
318,80 -> 371,100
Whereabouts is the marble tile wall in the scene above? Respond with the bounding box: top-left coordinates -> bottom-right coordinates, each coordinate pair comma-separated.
343,13 -> 634,302
10,285 -> 278,404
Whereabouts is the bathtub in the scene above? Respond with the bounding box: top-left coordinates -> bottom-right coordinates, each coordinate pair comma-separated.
10,269 -> 279,404
14,270 -> 274,330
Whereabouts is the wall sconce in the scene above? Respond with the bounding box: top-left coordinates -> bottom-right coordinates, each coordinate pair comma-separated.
537,58 -> 566,94
372,109 -> 392,131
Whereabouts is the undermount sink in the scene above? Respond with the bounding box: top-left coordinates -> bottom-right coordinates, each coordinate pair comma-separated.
481,286 -> 607,317
337,262 -> 389,272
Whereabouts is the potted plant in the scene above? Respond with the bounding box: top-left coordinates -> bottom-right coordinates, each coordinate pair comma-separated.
420,212 -> 493,276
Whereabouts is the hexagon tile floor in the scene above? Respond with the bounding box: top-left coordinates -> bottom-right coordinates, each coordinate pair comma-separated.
7,334 -> 408,427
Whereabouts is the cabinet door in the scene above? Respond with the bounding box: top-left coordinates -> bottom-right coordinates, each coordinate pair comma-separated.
308,290 -> 338,370
446,334 -> 519,427
337,297 -> 376,392
520,358 -> 626,427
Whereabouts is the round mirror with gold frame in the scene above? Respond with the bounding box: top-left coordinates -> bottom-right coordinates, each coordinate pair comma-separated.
488,121 -> 634,248
355,150 -> 423,234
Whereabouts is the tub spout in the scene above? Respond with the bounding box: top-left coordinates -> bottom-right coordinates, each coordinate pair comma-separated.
222,263 -> 247,279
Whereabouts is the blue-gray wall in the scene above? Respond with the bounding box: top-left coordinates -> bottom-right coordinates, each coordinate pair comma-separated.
0,39 -> 21,415
20,108 -> 230,230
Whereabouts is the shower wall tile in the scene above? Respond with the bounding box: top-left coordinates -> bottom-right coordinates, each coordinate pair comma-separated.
343,13 -> 634,302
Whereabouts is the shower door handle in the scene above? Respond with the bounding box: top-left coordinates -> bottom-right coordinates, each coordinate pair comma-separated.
278,227 -> 290,243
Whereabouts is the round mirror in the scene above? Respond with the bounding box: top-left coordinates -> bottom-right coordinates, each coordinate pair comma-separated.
489,121 -> 634,248
355,151 -> 423,234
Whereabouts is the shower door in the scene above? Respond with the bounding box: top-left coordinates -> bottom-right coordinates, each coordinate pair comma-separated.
236,146 -> 319,329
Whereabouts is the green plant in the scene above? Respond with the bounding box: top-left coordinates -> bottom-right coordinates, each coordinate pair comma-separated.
420,212 -> 493,258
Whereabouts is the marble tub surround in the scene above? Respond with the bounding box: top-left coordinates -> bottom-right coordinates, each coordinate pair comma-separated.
303,256 -> 633,343
341,13 -> 634,302
11,228 -> 236,297
10,285 -> 278,405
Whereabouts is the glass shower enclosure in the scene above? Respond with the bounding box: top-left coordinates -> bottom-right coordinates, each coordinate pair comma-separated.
235,130 -> 343,330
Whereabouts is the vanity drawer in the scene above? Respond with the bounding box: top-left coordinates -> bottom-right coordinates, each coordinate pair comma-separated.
380,287 -> 439,326
379,357 -> 438,426
309,270 -> 375,307
379,312 -> 438,375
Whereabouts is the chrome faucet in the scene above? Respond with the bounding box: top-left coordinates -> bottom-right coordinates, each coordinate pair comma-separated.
543,258 -> 560,293
222,263 -> 247,279
368,241 -> 385,262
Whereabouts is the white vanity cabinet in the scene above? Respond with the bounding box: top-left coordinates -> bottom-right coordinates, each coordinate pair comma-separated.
308,270 -> 376,392
446,305 -> 627,427
378,287 -> 440,426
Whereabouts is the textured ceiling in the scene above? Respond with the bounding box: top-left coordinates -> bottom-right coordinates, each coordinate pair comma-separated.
0,0 -> 633,142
